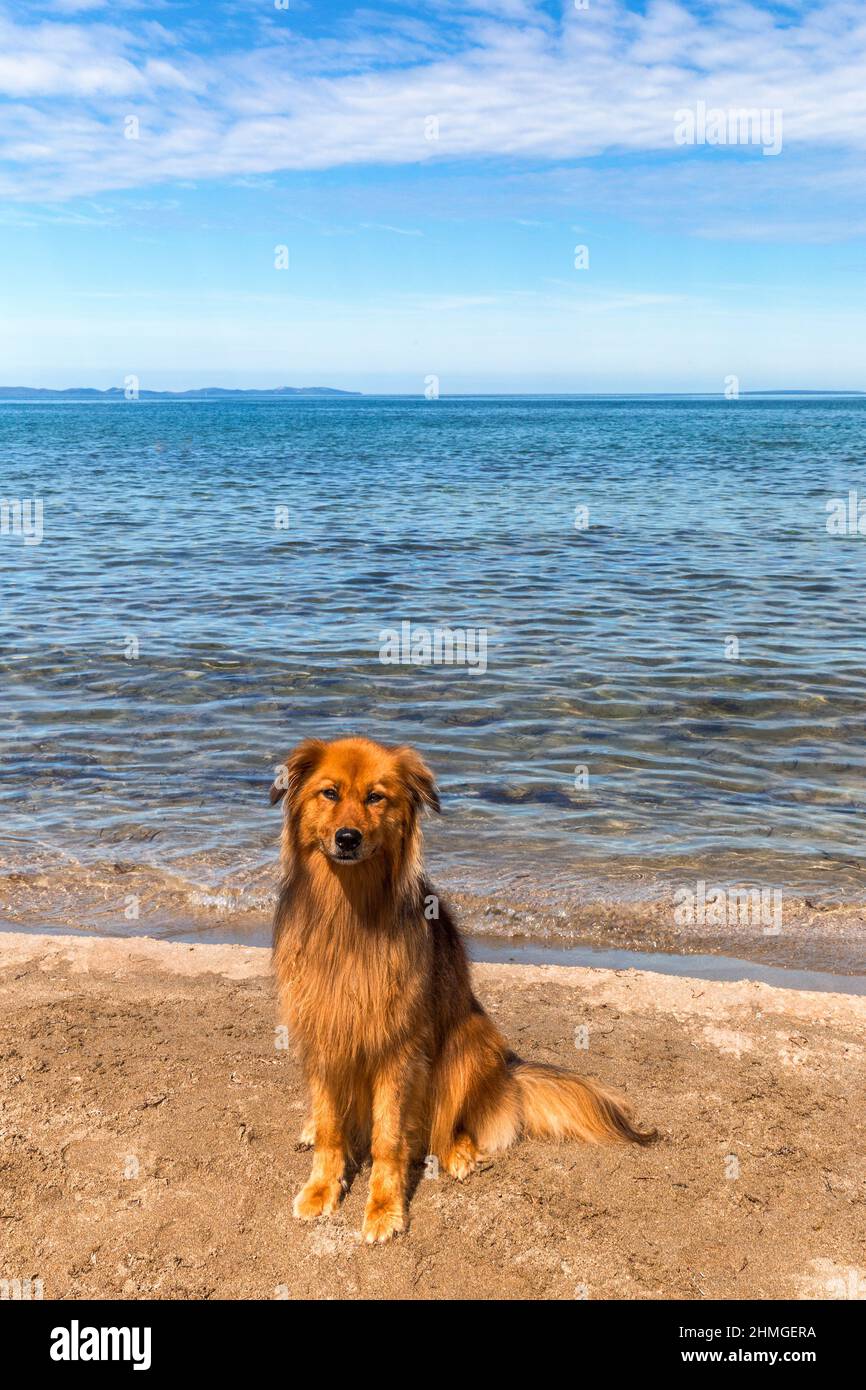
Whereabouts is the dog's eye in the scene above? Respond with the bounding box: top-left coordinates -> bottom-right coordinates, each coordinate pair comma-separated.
366,791 -> 384,804
321,787 -> 339,801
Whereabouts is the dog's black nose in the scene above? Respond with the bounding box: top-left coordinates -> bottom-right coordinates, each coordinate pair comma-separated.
335,827 -> 362,852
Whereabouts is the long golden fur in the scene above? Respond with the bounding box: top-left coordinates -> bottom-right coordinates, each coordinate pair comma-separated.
271,736 -> 654,1243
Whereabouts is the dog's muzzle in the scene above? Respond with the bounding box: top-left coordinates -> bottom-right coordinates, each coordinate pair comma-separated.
333,827 -> 363,861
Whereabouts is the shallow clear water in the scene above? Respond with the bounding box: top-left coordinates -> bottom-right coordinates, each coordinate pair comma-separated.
2,395 -> 866,947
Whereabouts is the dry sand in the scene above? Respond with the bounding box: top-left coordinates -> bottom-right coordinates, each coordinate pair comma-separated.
1,930 -> 864,1301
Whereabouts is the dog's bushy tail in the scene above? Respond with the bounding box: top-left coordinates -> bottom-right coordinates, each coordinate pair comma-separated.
511,1061 -> 656,1146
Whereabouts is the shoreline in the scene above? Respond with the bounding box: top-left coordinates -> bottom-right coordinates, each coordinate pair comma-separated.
4,920 -> 864,997
2,931 -> 864,1300
3,856 -> 866,982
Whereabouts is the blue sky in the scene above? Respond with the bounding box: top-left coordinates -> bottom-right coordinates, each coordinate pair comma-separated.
2,0 -> 865,392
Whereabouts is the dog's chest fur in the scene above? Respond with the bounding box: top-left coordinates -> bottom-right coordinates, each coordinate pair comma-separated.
275,904 -> 430,1062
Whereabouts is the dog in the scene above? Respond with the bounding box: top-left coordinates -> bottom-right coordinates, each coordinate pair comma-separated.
271,736 -> 654,1243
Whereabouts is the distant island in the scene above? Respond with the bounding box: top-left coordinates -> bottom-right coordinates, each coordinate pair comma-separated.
1,387 -> 862,402
0,386 -> 361,400
742,389 -> 865,396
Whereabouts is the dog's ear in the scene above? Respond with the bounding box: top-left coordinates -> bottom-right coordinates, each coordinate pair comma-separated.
270,739 -> 326,807
395,746 -> 441,814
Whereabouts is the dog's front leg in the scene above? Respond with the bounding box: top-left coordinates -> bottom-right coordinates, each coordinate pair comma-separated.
362,1054 -> 411,1244
292,1075 -> 346,1221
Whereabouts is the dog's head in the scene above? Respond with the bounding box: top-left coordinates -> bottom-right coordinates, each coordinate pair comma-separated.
270,736 -> 440,868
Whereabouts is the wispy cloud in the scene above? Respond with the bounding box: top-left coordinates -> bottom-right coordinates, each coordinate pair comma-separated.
1,2 -> 866,202
360,221 -> 423,236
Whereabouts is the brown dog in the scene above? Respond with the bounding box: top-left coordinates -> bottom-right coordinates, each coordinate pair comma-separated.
271,736 -> 653,1243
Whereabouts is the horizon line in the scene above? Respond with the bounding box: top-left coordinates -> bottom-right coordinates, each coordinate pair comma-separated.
1,387 -> 865,400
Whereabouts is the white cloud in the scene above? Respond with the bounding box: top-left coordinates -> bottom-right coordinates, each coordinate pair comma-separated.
46,1 -> 111,13
0,2 -> 865,200
360,221 -> 424,235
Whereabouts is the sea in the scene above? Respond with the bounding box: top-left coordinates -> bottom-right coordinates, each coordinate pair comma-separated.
2,395 -> 865,982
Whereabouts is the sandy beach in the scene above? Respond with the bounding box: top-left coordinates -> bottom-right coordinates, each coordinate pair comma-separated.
1,930 -> 864,1301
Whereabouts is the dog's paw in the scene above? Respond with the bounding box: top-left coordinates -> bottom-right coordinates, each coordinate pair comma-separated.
442,1135 -> 486,1181
294,1120 -> 315,1152
361,1201 -> 405,1244
292,1180 -> 343,1221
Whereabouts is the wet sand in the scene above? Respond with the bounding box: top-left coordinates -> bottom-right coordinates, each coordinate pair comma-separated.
1,931 -> 864,1301
3,860 -> 866,980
